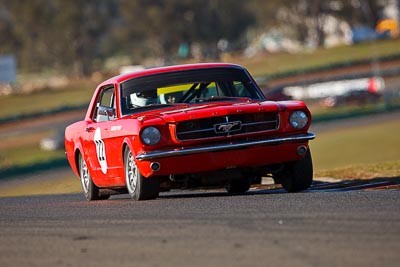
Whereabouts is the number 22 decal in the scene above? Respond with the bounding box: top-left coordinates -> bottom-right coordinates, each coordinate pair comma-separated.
94,127 -> 108,174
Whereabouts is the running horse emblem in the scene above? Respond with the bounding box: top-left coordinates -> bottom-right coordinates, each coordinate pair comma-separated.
215,121 -> 241,133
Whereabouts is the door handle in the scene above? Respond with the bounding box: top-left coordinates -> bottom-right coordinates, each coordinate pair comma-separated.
86,126 -> 94,132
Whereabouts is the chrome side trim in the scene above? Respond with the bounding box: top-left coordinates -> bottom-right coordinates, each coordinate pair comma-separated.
136,132 -> 315,161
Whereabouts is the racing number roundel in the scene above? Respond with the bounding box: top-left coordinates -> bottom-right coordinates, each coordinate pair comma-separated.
94,127 -> 108,174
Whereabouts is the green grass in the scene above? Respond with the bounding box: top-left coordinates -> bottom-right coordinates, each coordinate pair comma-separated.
310,119 -> 400,171
229,39 -> 400,77
0,173 -> 81,197
0,130 -> 65,170
0,80 -> 95,118
0,143 -> 65,169
309,101 -> 400,122
315,160 -> 400,180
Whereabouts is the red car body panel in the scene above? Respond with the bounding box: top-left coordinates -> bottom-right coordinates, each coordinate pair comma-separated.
65,63 -> 314,190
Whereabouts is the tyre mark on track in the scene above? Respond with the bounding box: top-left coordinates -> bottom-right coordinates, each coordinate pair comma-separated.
310,180 -> 397,192
251,179 -> 400,193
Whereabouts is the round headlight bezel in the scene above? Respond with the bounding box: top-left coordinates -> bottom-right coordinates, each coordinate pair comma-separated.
289,110 -> 309,129
140,126 -> 161,146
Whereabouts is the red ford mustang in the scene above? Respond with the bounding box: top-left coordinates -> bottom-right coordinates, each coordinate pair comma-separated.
65,63 -> 315,201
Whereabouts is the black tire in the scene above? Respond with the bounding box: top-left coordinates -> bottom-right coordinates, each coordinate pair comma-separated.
226,178 -> 250,194
280,149 -> 313,192
79,154 -> 110,201
124,146 -> 159,200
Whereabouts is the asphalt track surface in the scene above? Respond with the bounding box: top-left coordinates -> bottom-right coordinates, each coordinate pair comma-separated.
1,183 -> 399,267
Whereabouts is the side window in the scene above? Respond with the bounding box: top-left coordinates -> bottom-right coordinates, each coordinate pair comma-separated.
94,86 -> 116,122
100,88 -> 114,107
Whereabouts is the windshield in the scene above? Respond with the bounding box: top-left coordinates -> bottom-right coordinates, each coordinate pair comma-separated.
120,67 -> 265,115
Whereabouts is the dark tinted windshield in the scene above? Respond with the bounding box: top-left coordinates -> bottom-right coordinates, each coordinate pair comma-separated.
120,67 -> 265,115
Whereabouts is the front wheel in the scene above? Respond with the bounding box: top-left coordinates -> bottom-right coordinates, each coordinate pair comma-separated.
124,146 -> 159,200
279,149 -> 313,193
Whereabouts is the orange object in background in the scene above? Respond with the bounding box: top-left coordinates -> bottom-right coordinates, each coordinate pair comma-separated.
376,19 -> 399,38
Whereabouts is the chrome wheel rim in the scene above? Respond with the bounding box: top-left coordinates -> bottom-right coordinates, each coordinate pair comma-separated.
80,158 -> 89,194
126,151 -> 138,194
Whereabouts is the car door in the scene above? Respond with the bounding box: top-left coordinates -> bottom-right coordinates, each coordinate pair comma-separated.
84,85 -> 117,182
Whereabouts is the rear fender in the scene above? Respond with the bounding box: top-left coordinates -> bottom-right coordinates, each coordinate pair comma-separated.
72,141 -> 96,181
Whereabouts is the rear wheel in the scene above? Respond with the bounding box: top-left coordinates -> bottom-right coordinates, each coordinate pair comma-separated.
124,147 -> 159,200
79,154 -> 109,200
226,178 -> 250,194
279,149 -> 313,192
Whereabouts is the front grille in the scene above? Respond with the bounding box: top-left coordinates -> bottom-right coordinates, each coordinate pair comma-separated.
175,112 -> 279,141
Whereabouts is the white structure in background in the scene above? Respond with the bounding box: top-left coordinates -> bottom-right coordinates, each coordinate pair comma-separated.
244,14 -> 352,57
323,15 -> 353,48
259,30 -> 303,53
119,65 -> 145,74
283,77 -> 385,100
383,0 -> 399,22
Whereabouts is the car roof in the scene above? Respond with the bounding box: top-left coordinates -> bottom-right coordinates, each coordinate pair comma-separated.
100,63 -> 245,86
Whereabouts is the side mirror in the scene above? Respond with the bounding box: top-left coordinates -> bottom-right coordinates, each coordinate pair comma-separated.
97,106 -> 115,122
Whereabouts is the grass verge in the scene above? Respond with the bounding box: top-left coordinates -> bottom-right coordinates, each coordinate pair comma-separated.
0,80 -> 95,118
0,139 -> 66,169
228,39 -> 400,77
315,160 -> 400,181
310,102 -> 400,123
0,172 -> 81,197
310,119 -> 400,171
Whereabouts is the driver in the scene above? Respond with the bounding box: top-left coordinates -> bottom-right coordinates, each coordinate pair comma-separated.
130,90 -> 158,107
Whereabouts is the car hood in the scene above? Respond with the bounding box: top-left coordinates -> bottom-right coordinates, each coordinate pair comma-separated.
129,100 -> 284,124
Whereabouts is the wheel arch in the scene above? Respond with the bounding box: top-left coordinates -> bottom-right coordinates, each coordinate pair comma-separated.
74,145 -> 98,182
122,137 -> 135,160
74,148 -> 82,173
73,140 -> 84,174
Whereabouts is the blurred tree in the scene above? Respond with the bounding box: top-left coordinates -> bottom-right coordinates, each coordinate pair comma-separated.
0,2 -> 20,55
115,0 -> 254,61
0,0 -> 114,76
188,0 -> 255,57
50,0 -> 115,76
0,0 -> 394,76
334,0 -> 382,27
249,0 -> 388,48
1,0 -> 58,72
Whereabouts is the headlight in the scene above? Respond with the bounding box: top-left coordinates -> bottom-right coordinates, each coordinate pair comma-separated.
140,126 -> 161,145
289,111 -> 308,129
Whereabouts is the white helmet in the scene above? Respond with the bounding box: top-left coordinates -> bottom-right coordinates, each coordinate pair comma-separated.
130,90 -> 157,107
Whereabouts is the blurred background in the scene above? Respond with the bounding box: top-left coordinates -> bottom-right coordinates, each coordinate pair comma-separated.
0,0 -> 399,196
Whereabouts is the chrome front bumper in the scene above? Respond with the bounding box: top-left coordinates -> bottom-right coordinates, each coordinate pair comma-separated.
136,132 -> 315,161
